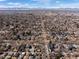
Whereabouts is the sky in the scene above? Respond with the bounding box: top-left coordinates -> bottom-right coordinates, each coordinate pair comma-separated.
0,0 -> 79,8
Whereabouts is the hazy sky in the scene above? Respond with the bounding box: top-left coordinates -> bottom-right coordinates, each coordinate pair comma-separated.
0,0 -> 79,8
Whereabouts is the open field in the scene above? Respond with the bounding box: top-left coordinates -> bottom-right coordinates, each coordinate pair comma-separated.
0,10 -> 79,59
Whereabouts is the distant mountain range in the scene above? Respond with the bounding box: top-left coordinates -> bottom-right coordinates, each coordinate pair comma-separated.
0,8 -> 79,14
0,8 -> 79,10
